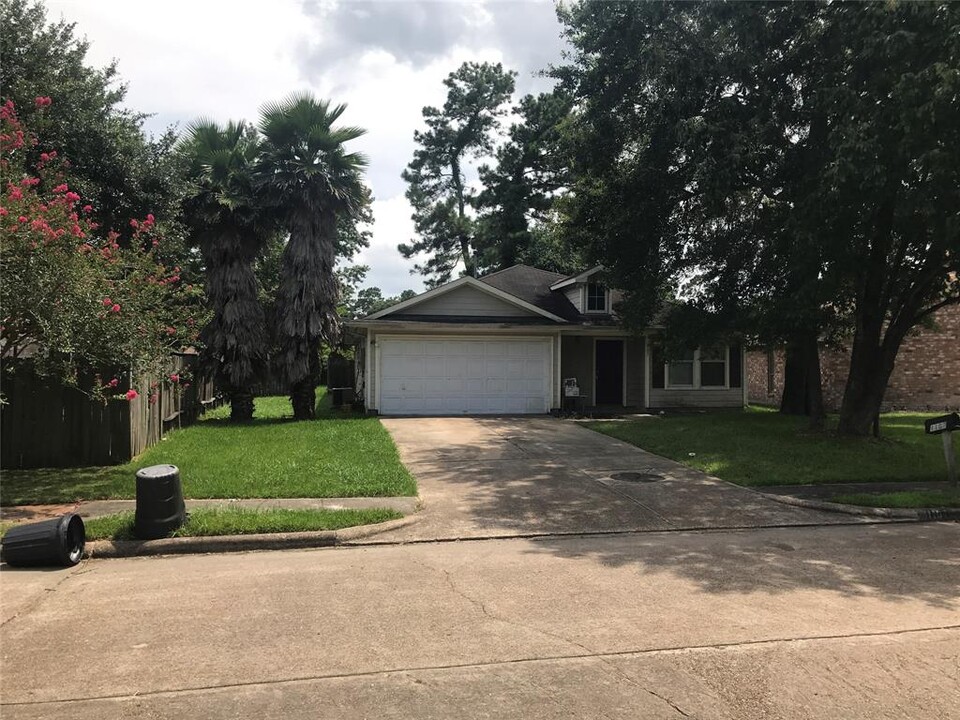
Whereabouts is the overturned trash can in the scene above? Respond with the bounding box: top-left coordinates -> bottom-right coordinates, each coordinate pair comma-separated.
1,513 -> 85,567
135,464 -> 186,539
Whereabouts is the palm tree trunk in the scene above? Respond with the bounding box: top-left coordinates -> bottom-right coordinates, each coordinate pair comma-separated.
230,389 -> 255,422
290,378 -> 315,420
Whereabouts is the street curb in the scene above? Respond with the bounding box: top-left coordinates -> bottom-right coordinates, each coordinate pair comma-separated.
84,515 -> 422,559
761,492 -> 960,521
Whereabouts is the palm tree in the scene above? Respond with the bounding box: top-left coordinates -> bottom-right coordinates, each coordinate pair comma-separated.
180,119 -> 269,421
257,94 -> 368,420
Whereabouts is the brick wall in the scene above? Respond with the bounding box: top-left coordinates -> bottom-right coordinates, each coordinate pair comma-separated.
747,304 -> 960,412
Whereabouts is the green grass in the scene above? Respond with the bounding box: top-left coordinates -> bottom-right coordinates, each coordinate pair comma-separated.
831,490 -> 960,509
1,392 -> 416,505
587,407 -> 957,487
76,507 -> 403,541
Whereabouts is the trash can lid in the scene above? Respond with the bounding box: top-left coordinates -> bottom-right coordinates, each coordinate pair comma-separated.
136,464 -> 179,479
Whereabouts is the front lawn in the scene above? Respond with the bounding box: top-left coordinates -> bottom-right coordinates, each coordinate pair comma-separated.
587,407 -> 956,486
82,507 -> 403,541
1,392 -> 416,505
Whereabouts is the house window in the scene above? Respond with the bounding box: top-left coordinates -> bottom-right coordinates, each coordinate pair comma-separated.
666,349 -> 695,387
699,346 -> 727,387
586,282 -> 607,312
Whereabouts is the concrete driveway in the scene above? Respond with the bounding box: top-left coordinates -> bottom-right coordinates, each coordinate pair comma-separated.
377,417 -> 873,542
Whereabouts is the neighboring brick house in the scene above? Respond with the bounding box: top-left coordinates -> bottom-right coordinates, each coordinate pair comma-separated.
747,304 -> 960,412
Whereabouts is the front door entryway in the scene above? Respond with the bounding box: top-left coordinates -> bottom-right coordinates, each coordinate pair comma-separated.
594,339 -> 624,405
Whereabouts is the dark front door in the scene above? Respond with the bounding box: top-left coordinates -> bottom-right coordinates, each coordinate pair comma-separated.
595,339 -> 624,405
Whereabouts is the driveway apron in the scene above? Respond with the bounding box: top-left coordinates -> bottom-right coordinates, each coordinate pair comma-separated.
374,417 -> 877,542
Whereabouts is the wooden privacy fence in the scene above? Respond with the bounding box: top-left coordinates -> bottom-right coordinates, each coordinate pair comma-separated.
1,353 -> 218,469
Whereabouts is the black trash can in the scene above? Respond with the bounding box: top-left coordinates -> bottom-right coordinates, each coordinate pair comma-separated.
134,464 -> 186,539
1,513 -> 85,567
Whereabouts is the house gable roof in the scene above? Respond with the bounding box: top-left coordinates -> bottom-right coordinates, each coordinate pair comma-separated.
478,265 -> 583,322
363,275 -> 569,323
549,265 -> 604,291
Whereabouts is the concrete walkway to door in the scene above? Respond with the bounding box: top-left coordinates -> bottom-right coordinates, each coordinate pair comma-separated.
370,417 -> 886,543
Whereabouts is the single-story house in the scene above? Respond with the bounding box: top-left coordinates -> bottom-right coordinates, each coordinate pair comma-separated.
345,265 -> 745,415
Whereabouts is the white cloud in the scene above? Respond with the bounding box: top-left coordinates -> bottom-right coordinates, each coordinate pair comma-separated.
357,195 -> 424,296
46,0 -> 308,132
43,0 -> 566,295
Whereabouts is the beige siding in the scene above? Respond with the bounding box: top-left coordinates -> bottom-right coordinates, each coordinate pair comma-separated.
649,387 -> 744,408
564,286 -> 582,313
625,337 -> 645,406
560,335 -> 594,404
403,285 -> 537,317
561,335 -> 644,407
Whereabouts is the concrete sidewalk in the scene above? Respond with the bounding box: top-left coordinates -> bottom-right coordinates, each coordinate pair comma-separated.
0,496 -> 419,525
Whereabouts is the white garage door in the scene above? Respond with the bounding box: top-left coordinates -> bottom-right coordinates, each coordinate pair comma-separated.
378,337 -> 552,415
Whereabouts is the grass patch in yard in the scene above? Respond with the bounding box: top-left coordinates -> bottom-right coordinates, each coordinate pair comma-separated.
587,407 -> 956,487
1,392 -> 416,505
831,490 -> 960,509
81,507 -> 403,541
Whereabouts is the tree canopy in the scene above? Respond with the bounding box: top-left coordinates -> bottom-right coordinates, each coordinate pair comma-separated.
554,0 -> 959,434
400,62 -> 516,285
0,0 -> 186,252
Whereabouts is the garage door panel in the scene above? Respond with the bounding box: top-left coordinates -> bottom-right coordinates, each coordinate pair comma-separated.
378,337 -> 552,415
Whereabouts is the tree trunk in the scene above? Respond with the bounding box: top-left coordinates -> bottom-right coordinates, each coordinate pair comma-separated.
780,333 -> 824,427
837,339 -> 897,436
230,389 -> 255,422
290,378 -> 316,421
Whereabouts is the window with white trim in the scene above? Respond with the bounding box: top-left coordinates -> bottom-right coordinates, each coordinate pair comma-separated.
699,346 -> 727,387
662,346 -> 729,389
586,282 -> 607,312
666,348 -> 695,387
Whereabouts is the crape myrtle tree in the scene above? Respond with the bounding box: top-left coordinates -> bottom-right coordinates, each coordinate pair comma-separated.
1,100 -> 200,401
0,0 -> 189,260
400,62 -> 516,286
180,120 -> 268,422
257,93 -> 368,420
555,0 -> 959,435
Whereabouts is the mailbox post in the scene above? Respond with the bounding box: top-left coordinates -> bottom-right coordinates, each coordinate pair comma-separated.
924,412 -> 959,488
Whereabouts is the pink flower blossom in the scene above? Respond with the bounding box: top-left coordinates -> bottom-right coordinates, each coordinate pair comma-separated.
169,373 -> 180,383
17,215 -> 26,223
34,96 -> 52,108
8,186 -> 22,200
65,191 -> 81,202
102,297 -> 113,306
52,184 -> 68,194
82,205 -> 92,213
111,304 -> 121,313
165,326 -> 177,336
125,389 -> 139,401
146,213 -> 155,223
129,219 -> 139,229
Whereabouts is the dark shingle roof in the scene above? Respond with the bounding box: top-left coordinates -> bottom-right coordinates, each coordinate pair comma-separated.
478,265 -> 581,321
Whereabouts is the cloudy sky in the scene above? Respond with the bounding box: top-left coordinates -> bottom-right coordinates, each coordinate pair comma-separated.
45,0 -> 568,295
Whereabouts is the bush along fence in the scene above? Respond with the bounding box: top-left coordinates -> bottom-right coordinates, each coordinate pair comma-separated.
1,352 -> 219,469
